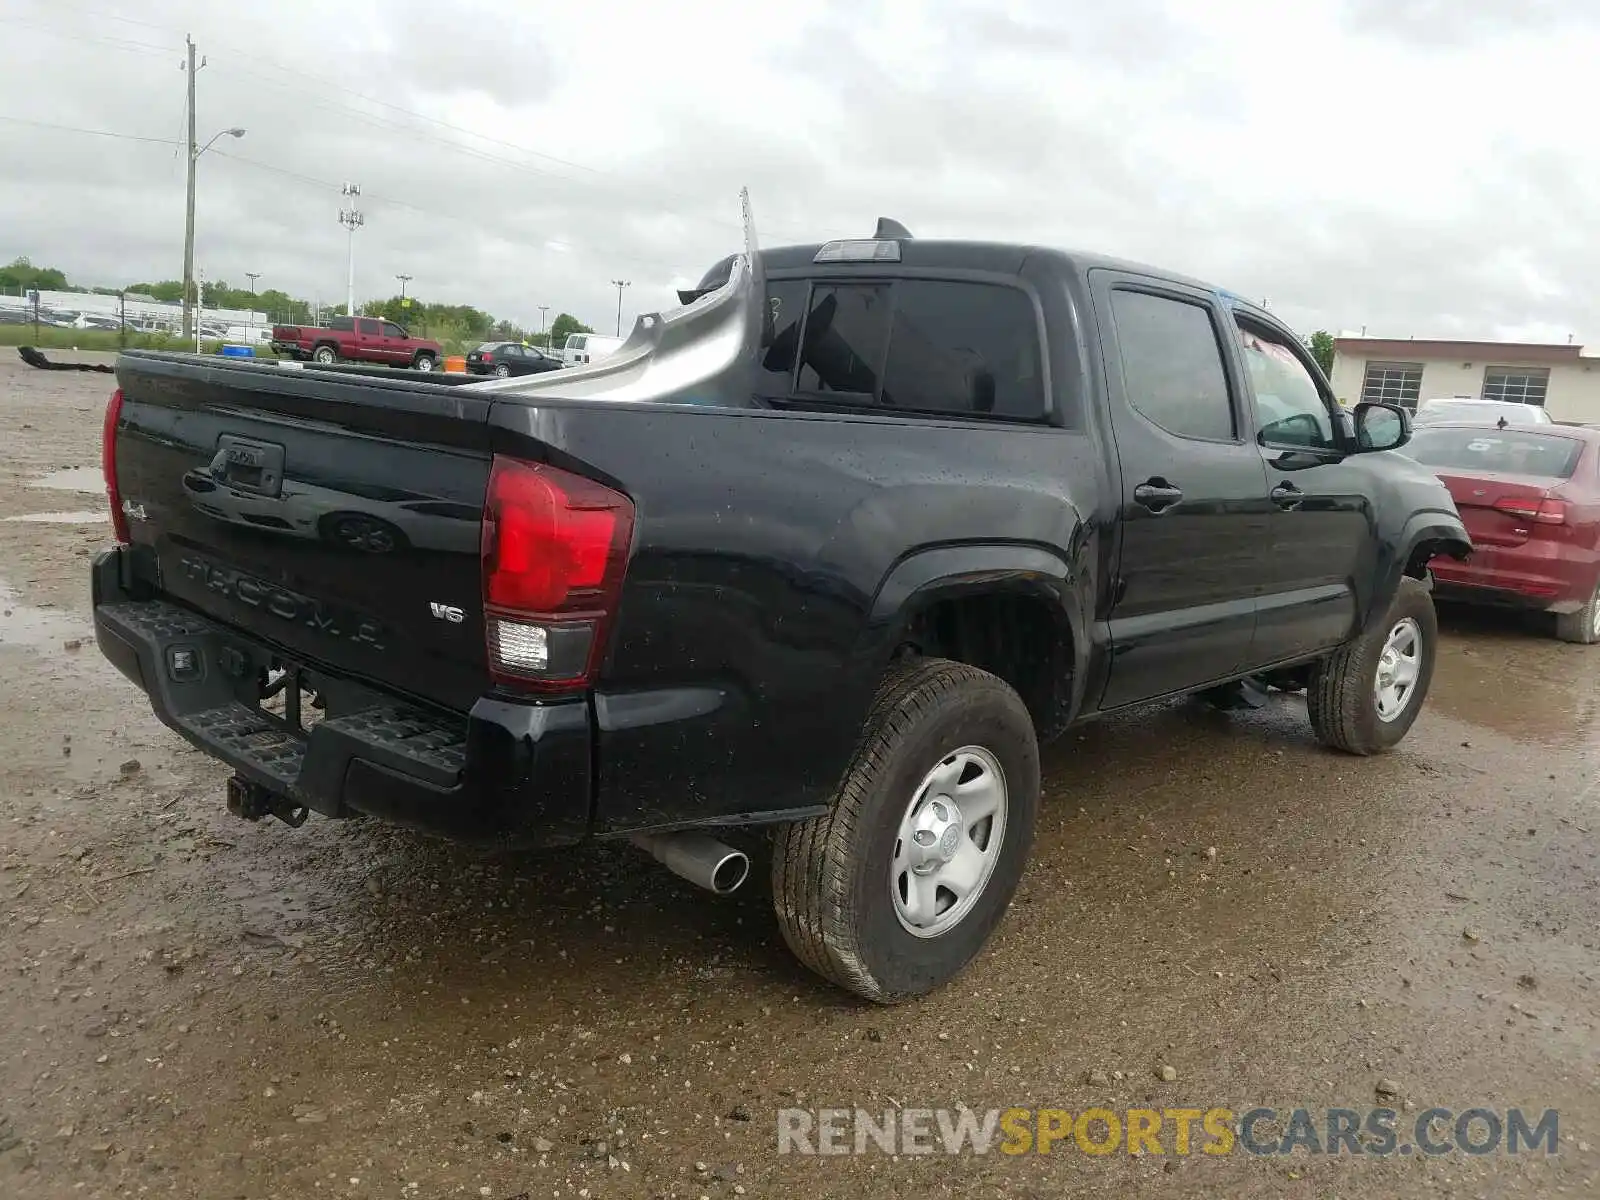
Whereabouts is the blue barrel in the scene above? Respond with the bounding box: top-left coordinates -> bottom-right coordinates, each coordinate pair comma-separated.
219,344 -> 256,358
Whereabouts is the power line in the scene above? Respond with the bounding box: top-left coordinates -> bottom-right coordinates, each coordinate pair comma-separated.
0,114 -> 180,145
0,14 -> 172,57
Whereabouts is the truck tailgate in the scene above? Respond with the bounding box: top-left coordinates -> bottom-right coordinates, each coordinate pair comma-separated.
112,354 -> 494,712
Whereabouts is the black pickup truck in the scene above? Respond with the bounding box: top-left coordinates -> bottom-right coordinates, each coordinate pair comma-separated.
92,217 -> 1470,1002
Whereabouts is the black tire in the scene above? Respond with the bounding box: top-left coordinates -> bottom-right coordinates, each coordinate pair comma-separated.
413,353 -> 437,372
1553,579 -> 1600,644
494,363 -> 511,378
1308,578 -> 1437,755
312,344 -> 338,365
771,658 -> 1039,1003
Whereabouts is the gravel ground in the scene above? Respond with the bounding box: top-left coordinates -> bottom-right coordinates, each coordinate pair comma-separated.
0,353 -> 1596,1199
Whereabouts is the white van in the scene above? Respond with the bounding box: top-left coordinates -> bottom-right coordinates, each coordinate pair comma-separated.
562,332 -> 624,367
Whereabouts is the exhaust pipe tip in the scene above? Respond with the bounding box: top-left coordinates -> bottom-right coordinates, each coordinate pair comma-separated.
630,831 -> 750,895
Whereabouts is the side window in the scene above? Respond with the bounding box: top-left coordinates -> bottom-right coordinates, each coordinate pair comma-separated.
1236,323 -> 1337,450
880,281 -> 1043,419
357,318 -> 381,336
501,344 -> 523,358
1110,290 -> 1235,441
382,322 -> 406,338
758,279 -> 810,395
797,283 -> 889,396
571,335 -> 586,350
329,316 -> 355,332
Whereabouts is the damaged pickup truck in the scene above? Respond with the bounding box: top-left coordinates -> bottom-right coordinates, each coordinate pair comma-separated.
92,202 -> 1469,1002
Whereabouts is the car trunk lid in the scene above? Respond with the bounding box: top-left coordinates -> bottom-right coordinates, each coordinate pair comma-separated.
1434,471 -> 1563,547
111,354 -> 494,712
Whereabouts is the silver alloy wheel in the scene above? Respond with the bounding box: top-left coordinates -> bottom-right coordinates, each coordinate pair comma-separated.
1374,617 -> 1423,722
415,356 -> 435,372
495,363 -> 510,377
891,745 -> 1008,938
1590,587 -> 1600,640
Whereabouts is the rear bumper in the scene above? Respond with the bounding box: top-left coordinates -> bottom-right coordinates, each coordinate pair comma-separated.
91,546 -> 592,848
1430,546 -> 1595,614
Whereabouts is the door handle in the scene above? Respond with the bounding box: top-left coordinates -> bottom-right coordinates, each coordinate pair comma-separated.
1133,479 -> 1184,513
1270,482 -> 1304,510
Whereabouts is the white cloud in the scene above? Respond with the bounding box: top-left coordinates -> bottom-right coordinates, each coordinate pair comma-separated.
1,0 -> 1597,343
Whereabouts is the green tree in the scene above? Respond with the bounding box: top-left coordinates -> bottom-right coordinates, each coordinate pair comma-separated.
548,312 -> 593,347
0,256 -> 70,293
1308,330 -> 1335,377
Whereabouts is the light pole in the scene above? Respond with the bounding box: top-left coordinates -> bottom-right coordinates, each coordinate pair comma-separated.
339,183 -> 363,316
538,305 -> 549,348
611,280 -> 630,337
180,35 -> 245,343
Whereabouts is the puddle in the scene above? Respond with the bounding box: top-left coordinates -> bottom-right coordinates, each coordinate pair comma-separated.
4,511 -> 106,524
30,466 -> 104,494
0,579 -> 91,650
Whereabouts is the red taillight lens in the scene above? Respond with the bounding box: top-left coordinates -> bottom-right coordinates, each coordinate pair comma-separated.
103,388 -> 129,543
482,456 -> 633,690
481,353 -> 494,363
1494,496 -> 1567,525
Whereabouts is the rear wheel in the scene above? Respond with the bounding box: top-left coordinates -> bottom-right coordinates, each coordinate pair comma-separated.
312,344 -> 337,365
1554,579 -> 1600,644
494,363 -> 511,378
1308,578 -> 1437,754
771,658 -> 1039,1003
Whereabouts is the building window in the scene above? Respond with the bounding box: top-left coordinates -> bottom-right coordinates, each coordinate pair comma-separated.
1360,361 -> 1424,409
1482,367 -> 1550,407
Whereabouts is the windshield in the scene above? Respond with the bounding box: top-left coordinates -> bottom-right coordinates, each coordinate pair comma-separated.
1405,427 -> 1582,478
1418,400 -> 1545,424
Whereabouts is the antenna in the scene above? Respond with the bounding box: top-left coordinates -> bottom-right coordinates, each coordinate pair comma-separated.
874,217 -> 914,239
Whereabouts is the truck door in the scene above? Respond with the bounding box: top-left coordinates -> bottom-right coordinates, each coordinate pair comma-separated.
1090,271 -> 1273,709
355,317 -> 384,362
1229,313 -> 1374,662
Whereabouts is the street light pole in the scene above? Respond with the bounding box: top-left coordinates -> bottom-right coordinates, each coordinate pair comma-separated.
538,305 -> 550,348
178,33 -> 244,340
339,183 -> 363,316
611,280 -> 630,337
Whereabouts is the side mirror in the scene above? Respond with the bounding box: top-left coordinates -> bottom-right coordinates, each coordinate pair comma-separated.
1354,401 -> 1411,453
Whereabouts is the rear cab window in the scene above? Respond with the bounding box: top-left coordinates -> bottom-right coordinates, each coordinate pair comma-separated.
760,276 -> 1047,421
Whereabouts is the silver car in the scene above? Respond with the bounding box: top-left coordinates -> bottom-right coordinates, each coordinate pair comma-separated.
1413,397 -> 1554,427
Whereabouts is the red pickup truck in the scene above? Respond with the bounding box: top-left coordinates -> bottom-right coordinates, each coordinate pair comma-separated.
270,316 -> 442,371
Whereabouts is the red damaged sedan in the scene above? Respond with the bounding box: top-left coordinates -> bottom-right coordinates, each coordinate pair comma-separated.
1407,422 -> 1600,643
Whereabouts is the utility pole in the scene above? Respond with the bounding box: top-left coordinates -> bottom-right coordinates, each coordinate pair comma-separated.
396,273 -> 412,301
181,35 -> 199,339
611,280 -> 630,337
339,183 -> 363,316
245,272 -> 260,292
538,305 -> 550,348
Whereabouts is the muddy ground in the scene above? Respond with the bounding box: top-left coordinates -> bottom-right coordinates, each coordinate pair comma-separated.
0,353 -> 1595,1199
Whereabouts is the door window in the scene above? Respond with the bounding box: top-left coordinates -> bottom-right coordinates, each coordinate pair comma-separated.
382,322 -> 406,338
357,318 -> 381,336
1236,323 -> 1338,450
1110,290 -> 1235,441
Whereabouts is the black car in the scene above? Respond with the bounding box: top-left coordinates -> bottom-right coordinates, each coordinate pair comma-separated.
95,222 -> 1470,1003
465,342 -> 562,378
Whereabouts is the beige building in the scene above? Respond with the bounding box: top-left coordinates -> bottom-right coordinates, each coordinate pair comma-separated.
1330,338 -> 1600,424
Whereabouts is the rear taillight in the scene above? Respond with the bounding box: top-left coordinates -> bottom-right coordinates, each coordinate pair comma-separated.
481,353 -> 494,363
103,388 -> 129,543
1494,496 -> 1567,525
481,456 -> 633,691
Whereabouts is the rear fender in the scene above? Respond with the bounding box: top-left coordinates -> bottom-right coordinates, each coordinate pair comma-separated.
864,543 -> 1091,729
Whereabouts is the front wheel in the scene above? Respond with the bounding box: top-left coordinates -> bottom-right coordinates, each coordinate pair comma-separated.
413,353 -> 437,372
771,659 -> 1039,1003
1308,577 -> 1437,755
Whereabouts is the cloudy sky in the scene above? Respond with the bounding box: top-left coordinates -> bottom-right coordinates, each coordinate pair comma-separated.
0,0 -> 1595,342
